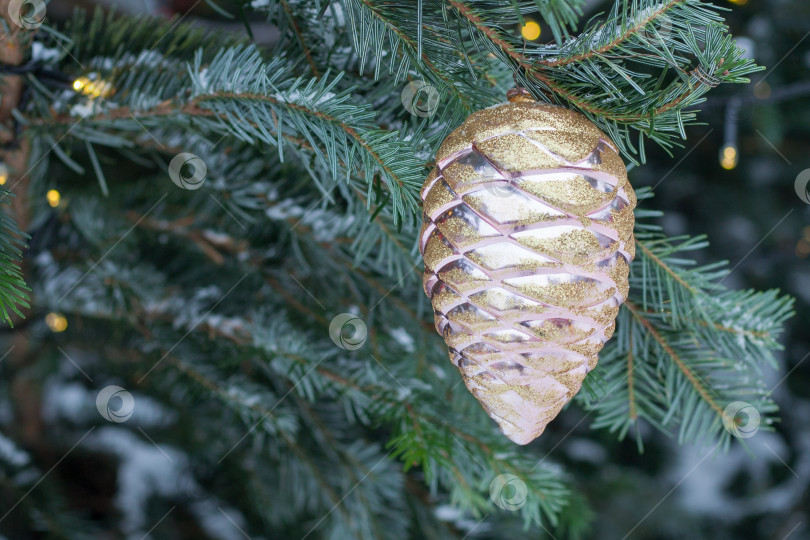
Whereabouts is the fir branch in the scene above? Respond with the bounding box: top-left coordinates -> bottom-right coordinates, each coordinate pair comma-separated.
446,0 -> 762,159
278,0 -> 320,77
627,325 -> 638,421
581,194 -> 791,446
626,299 -> 725,417
339,0 -> 483,111
0,0 -> 33,326
0,191 -> 31,326
45,180 -> 570,530
636,238 -> 698,295
28,40 -> 426,222
539,0 -> 686,67
192,88 -> 412,192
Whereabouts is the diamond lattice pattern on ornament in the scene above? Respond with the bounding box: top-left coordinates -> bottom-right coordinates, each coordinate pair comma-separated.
419,101 -> 636,445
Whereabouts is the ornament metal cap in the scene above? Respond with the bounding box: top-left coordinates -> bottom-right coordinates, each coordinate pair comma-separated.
506,87 -> 536,103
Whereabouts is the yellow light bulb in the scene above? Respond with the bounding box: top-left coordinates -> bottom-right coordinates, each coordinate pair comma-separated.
91,82 -> 106,98
45,312 -> 68,332
796,240 -> 810,259
728,0 -> 748,4
73,77 -> 88,91
720,145 -> 738,170
0,164 -> 8,186
46,189 -> 61,207
72,77 -> 112,98
521,21 -> 541,41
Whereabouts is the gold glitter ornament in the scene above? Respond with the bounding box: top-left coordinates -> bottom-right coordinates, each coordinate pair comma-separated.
419,90 -> 636,445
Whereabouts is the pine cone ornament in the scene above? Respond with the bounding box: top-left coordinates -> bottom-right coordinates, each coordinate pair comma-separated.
419,91 -> 636,445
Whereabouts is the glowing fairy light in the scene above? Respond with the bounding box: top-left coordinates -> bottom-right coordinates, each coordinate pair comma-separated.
521,21 -> 541,41
45,312 -> 68,332
72,76 -> 112,98
46,189 -> 61,207
720,145 -> 738,170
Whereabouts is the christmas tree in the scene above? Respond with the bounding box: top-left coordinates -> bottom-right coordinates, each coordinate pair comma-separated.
1,0 -> 803,538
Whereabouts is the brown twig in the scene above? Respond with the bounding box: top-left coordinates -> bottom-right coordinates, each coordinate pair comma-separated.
33,91 -> 411,190
1,0 -> 38,447
356,0 -> 474,110
625,300 -> 725,417
636,239 -> 698,294
278,0 -> 320,77
447,0 -> 708,123
538,0 -> 688,67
